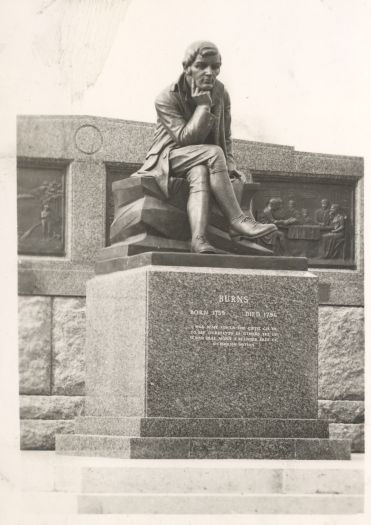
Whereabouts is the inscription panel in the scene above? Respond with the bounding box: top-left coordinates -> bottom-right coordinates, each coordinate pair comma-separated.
147,271 -> 318,419
189,322 -> 279,348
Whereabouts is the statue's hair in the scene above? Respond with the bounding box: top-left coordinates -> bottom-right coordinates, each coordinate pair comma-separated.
182,41 -> 221,69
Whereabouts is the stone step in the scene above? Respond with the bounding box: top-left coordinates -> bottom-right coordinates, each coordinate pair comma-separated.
21,491 -> 79,515
80,493 -> 363,514
20,451 -> 364,516
54,464 -> 364,495
20,491 -> 364,515
56,435 -> 351,460
75,416 -> 330,438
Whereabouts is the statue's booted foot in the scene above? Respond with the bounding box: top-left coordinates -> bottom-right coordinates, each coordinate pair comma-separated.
229,214 -> 277,240
191,235 -> 218,254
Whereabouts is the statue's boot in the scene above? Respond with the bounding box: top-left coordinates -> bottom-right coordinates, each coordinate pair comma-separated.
191,233 -> 217,254
187,166 -> 217,254
210,172 -> 277,240
229,214 -> 277,240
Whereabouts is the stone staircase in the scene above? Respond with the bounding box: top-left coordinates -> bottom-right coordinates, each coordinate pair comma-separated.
55,416 -> 351,460
20,451 -> 364,516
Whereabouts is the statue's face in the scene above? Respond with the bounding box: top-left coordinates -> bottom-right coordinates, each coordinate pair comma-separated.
186,53 -> 221,91
321,199 -> 329,209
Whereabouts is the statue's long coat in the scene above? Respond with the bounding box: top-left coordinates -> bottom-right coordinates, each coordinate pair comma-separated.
135,73 -> 237,198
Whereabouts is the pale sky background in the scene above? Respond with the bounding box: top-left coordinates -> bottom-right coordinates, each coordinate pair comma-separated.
0,0 -> 370,156
0,1 -> 370,523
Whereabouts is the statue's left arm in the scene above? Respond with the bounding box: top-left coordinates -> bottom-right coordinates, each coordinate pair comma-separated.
224,89 -> 251,183
224,89 -> 237,174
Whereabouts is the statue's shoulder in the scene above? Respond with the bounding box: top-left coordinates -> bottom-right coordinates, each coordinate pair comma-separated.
215,79 -> 225,90
216,80 -> 230,103
155,81 -> 180,106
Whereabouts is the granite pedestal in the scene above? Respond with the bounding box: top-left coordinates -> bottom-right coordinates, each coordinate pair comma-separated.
56,253 -> 351,459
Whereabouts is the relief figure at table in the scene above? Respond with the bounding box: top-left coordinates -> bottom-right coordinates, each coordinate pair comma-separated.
285,199 -> 301,224
315,198 -> 331,226
132,41 -> 277,253
257,198 -> 288,255
301,208 -> 314,224
320,203 -> 346,259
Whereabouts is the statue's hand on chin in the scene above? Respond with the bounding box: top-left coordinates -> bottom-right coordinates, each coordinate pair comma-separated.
191,79 -> 212,107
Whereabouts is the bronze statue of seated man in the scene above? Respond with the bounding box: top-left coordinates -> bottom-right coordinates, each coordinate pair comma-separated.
132,40 -> 277,254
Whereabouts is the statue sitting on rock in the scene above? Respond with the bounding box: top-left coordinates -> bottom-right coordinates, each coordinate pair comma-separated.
111,41 -> 277,255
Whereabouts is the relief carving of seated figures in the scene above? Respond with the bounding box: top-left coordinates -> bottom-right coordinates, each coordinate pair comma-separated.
259,198 -> 296,227
320,203 -> 346,259
257,198 -> 290,255
315,198 -> 331,226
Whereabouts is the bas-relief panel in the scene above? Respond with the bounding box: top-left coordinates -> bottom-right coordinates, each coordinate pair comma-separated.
17,166 -> 66,256
105,167 -> 357,269
252,176 -> 355,269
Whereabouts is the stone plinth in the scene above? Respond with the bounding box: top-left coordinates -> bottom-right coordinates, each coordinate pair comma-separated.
56,253 -> 351,459
85,258 -> 318,419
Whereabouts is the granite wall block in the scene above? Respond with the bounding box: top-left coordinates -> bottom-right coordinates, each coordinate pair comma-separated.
19,395 -> 85,420
18,296 -> 52,394
329,423 -> 364,453
52,297 -> 86,395
20,420 -> 75,450
318,307 -> 364,400
70,160 -> 106,265
318,400 -> 364,424
17,116 -> 364,178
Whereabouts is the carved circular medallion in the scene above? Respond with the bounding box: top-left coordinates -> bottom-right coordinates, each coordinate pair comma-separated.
74,124 -> 103,154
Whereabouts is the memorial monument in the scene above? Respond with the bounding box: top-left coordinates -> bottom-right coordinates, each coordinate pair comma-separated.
108,41 -> 277,259
56,42 -> 351,460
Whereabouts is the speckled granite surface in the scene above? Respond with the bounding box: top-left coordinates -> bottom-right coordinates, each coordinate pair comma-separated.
146,267 -> 318,419
84,270 -> 147,417
75,416 -> 329,438
83,266 -> 318,419
55,264 -> 355,459
56,434 -> 350,460
17,116 -> 363,305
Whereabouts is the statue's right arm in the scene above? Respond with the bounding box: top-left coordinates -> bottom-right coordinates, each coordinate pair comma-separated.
155,91 -> 216,146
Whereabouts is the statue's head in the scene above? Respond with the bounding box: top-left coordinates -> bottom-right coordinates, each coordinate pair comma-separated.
329,203 -> 339,216
182,41 -> 221,91
321,198 -> 329,209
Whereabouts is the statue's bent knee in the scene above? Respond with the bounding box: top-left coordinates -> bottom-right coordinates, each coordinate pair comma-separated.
206,145 -> 224,158
186,165 -> 209,192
